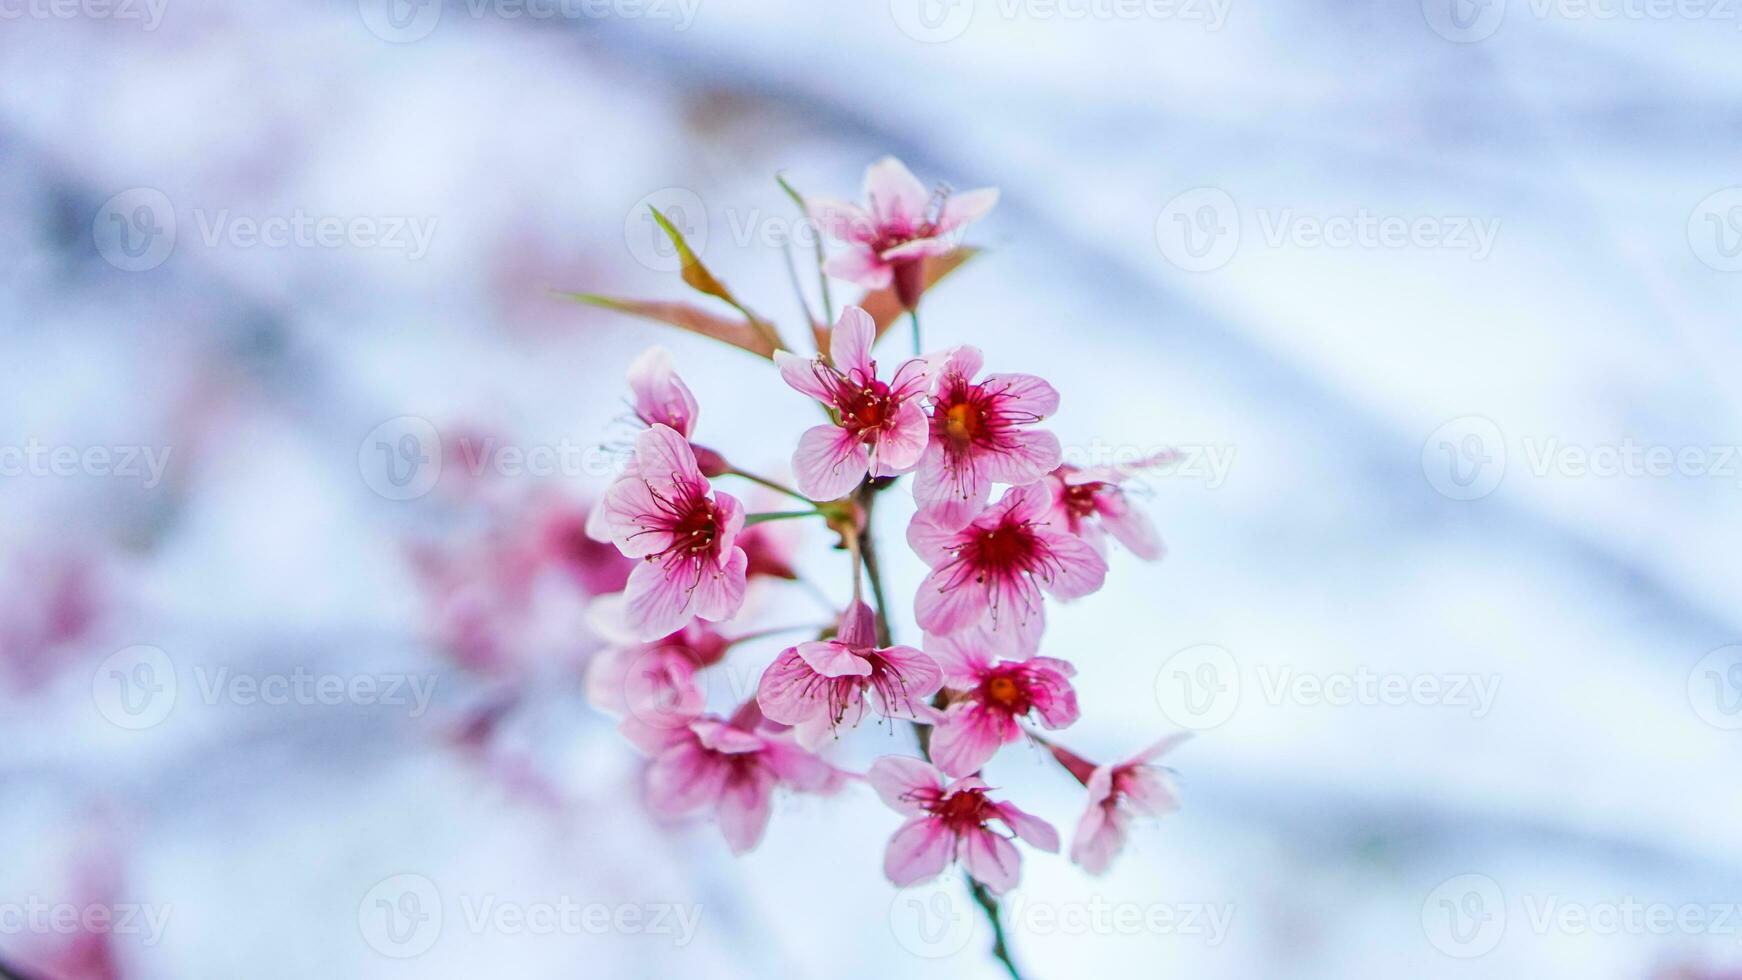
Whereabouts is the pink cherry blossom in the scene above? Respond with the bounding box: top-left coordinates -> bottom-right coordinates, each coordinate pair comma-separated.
1054,734 -> 1188,875
806,157 -> 998,307
909,482 -> 1107,654
645,704 -> 842,854
868,756 -> 1057,895
913,346 -> 1063,528
775,306 -> 937,500
600,425 -> 749,639
586,607 -> 728,732
756,601 -> 942,746
628,345 -> 699,437
924,632 -> 1080,777
1042,456 -> 1169,560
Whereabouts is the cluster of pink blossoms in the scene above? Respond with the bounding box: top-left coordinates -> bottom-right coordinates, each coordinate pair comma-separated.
578,156 -> 1187,898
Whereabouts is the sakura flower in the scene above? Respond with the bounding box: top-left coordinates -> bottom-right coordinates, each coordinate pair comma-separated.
586,603 -> 728,731
925,632 -> 1079,777
1049,734 -> 1188,875
806,156 -> 998,308
756,601 -> 942,746
1042,457 -> 1169,560
909,481 -> 1107,654
628,345 -> 699,437
775,306 -> 937,500
868,757 -> 1057,895
914,346 -> 1063,528
646,703 -> 842,854
600,425 -> 749,639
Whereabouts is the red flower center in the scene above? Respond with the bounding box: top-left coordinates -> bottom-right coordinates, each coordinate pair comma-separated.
836,376 -> 895,434
963,522 -> 1042,574
980,668 -> 1032,714
1063,482 -> 1104,520
929,786 -> 994,830
663,498 -> 719,559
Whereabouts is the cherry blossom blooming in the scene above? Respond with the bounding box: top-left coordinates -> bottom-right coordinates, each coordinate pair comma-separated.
806,156 -> 998,308
925,632 -> 1080,777
627,346 -> 699,437
1042,457 -> 1169,560
1047,734 -> 1189,875
909,482 -> 1107,654
914,347 -> 1064,529
775,306 -> 938,500
645,703 -> 843,854
586,605 -> 728,731
756,601 -> 942,746
600,425 -> 749,639
868,757 -> 1058,894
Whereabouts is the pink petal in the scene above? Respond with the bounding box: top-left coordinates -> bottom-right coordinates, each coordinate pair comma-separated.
1119,766 -> 1183,818
993,801 -> 1060,852
712,490 -> 745,557
632,423 -> 702,488
1070,803 -> 1125,875
823,247 -> 893,290
1132,731 -> 1193,766
622,559 -> 697,641
715,767 -> 776,854
912,441 -> 990,531
1039,532 -> 1108,601
792,424 -> 870,501
940,345 -> 985,381
880,237 -> 957,261
929,702 -> 1014,777
805,196 -> 876,243
934,187 -> 999,235
687,546 -> 748,624
887,354 -> 940,401
795,639 -> 873,678
863,156 -> 929,232
868,400 -> 929,476
1022,660 -> 1080,729
867,756 -> 945,814
760,736 -> 838,791
601,476 -> 672,558
905,510 -> 963,567
1099,492 -> 1165,560
868,645 -> 944,718
627,346 -> 698,437
884,816 -> 954,887
978,429 -> 1063,486
646,738 -> 725,814
913,565 -> 991,637
755,647 -> 825,725
828,305 -> 876,379
775,350 -> 836,403
981,372 -> 1059,419
960,827 -> 1022,895
922,631 -> 994,688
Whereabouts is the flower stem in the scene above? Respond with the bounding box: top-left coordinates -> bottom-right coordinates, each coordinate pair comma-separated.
743,509 -> 820,526
725,467 -> 812,504
854,479 -> 1023,980
909,308 -> 922,355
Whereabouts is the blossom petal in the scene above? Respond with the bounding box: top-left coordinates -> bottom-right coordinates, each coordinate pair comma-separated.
868,645 -> 943,718
994,801 -> 1061,852
905,510 -> 962,567
960,827 -> 1022,895
715,767 -> 776,854
627,346 -> 698,437
869,400 -> 930,477
922,631 -> 994,688
929,702 -> 1013,777
623,559 -> 697,640
795,639 -> 873,678
687,546 -> 748,624
1119,766 -> 1183,818
805,196 -> 876,243
632,423 -> 702,488
868,756 -> 945,814
755,647 -> 824,725
1070,802 -> 1125,875
823,246 -> 892,290
793,424 -> 870,501
912,441 -> 990,530
863,156 -> 929,232
646,737 -> 724,814
981,372 -> 1060,419
774,349 -> 836,403
1099,491 -> 1165,560
1040,532 -> 1108,601
978,430 -> 1063,487
828,305 -> 876,379
884,816 -> 954,887
601,476 -> 672,558
914,565 -> 991,637
934,187 -> 999,235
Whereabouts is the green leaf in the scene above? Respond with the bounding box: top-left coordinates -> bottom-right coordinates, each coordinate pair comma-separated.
554,292 -> 777,359
646,206 -> 785,351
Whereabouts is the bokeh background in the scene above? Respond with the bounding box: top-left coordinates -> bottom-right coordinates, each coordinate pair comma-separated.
4,1 -> 1742,977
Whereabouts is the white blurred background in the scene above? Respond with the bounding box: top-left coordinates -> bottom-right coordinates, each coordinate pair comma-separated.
3,1 -> 1741,977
